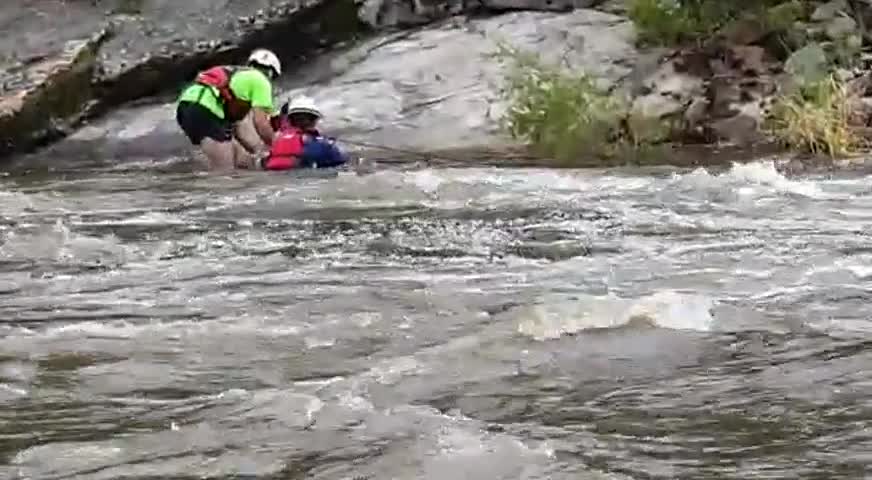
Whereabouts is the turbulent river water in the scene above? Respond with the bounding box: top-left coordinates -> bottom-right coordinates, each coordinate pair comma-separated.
1,156 -> 871,479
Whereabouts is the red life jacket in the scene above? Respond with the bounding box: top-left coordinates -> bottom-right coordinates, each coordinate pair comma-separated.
193,66 -> 251,122
264,125 -> 306,170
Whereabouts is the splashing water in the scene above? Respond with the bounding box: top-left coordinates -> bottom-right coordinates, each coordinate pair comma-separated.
0,160 -> 871,479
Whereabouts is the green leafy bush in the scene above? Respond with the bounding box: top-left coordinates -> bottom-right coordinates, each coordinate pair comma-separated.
492,43 -> 630,163
491,43 -> 677,165
628,0 -> 800,47
628,0 -> 710,46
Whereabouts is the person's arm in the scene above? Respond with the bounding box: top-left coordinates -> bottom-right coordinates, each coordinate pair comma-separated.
250,108 -> 275,147
230,70 -> 277,148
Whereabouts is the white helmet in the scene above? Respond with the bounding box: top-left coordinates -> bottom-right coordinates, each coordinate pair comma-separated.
285,95 -> 322,119
248,48 -> 281,77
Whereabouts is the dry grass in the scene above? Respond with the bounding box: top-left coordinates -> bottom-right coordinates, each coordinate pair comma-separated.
767,75 -> 863,157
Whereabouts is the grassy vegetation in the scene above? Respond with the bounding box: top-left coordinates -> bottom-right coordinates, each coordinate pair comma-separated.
492,43 -> 674,165
493,44 -> 626,163
627,0 -> 797,47
492,1 -> 871,163
766,74 -> 864,157
627,0 -> 717,46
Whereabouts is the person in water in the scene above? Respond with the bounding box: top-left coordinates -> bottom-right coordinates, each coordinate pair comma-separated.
175,49 -> 282,171
262,95 -> 349,171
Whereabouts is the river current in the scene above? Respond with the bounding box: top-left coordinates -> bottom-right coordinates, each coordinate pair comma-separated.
1,157 -> 871,479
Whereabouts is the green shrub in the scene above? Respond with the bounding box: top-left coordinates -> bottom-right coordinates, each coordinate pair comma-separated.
492,43 -> 630,164
628,0 -> 709,46
762,0 -> 807,32
628,0 -> 799,47
491,43 -> 676,165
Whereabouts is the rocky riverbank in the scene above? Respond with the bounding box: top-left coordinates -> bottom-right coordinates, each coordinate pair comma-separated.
484,0 -> 872,171
623,0 -> 872,149
4,0 -> 872,169
10,3 -> 639,166
0,0 -> 593,160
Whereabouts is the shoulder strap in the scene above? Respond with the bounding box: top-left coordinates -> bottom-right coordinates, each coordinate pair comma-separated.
195,65 -> 238,102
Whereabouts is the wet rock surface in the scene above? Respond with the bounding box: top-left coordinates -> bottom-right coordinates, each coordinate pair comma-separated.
618,0 -> 872,150
281,9 -> 639,151
0,29 -> 109,157
8,0 -> 872,166
1,0 -> 362,158
49,8 -> 640,161
357,0 -> 583,28
1,0 -> 594,161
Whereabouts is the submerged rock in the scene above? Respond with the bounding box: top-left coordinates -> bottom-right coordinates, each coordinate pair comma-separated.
51,8 -> 640,160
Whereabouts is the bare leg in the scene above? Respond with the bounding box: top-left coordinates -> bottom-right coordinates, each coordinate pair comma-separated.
200,137 -> 236,172
188,147 -> 210,171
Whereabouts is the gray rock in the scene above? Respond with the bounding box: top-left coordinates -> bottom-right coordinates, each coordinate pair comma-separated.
683,96 -> 710,127
482,0 -> 575,11
630,93 -> 686,120
357,0 -> 465,28
704,73 -> 775,147
356,0 -> 577,28
728,45 -> 769,76
2,0 -> 609,160
710,103 -> 766,147
811,0 -> 850,21
301,8 -> 638,151
90,0 -> 355,112
847,71 -> 872,96
54,8 -> 640,158
847,96 -> 872,126
629,60 -> 705,120
824,15 -> 858,40
0,2 -> 106,89
785,42 -> 830,85
719,16 -> 771,46
0,29 -> 109,157
0,0 -> 366,159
